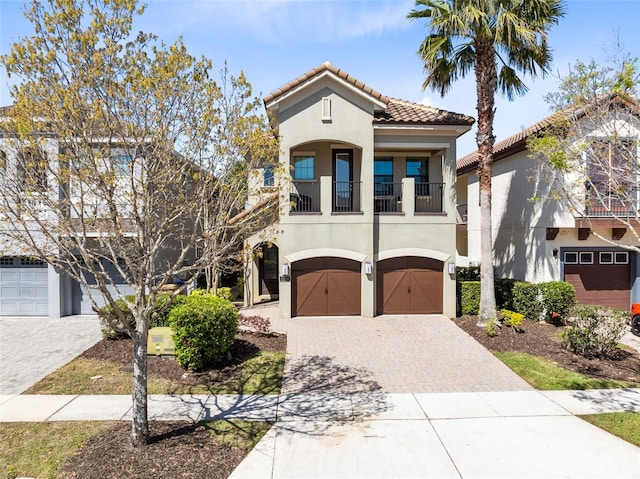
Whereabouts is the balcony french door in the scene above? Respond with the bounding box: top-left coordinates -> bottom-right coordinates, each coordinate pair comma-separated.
333,149 -> 353,212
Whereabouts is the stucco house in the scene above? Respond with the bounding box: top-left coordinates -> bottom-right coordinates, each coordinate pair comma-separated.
244,62 -> 474,318
457,93 -> 640,310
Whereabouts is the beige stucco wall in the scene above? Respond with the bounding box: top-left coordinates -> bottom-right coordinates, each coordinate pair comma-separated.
249,73 -> 466,318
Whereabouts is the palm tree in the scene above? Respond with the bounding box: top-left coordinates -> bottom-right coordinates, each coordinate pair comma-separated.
409,0 -> 565,326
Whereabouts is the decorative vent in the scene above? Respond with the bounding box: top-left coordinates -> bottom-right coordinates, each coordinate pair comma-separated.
321,96 -> 331,121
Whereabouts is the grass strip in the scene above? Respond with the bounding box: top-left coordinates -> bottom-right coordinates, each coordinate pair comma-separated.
580,412 -> 640,447
493,351 -> 637,390
0,421 -> 113,479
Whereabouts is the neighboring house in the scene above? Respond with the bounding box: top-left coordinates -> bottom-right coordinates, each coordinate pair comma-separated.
457,94 -> 640,310
0,107 -> 199,317
245,62 -> 474,318
0,127 -> 136,317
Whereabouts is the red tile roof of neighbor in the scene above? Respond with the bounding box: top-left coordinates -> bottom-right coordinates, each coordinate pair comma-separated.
457,92 -> 640,174
264,61 -> 475,127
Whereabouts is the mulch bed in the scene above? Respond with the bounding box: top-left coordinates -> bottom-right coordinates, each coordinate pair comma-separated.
59,331 -> 285,478
454,315 -> 640,385
59,420 -> 246,479
80,331 -> 286,387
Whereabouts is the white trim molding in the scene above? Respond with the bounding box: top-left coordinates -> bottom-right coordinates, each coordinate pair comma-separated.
376,248 -> 450,263
285,248 -> 367,263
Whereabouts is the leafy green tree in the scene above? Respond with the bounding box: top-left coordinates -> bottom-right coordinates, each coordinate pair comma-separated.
408,0 -> 565,326
0,0 -> 278,447
528,56 -> 639,248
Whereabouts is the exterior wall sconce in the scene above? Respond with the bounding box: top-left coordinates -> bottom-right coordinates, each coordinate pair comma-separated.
552,248 -> 559,259
448,262 -> 456,275
281,263 -> 289,276
365,262 -> 373,275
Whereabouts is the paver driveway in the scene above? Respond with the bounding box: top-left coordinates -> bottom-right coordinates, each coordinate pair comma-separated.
277,313 -> 532,394
0,316 -> 101,394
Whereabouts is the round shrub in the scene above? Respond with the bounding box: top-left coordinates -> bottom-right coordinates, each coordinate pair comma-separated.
561,305 -> 628,358
169,295 -> 239,371
152,293 -> 188,328
97,296 -> 134,339
540,281 -> 575,324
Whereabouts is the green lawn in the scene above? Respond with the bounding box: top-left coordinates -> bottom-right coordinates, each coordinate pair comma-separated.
580,413 -> 640,447
26,351 -> 285,395
493,351 -> 638,390
0,420 -> 271,479
0,421 -> 113,479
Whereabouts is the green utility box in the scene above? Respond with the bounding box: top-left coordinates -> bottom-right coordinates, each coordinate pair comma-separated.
148,327 -> 176,356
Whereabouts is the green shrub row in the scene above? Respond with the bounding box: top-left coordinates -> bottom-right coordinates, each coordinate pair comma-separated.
459,279 -> 575,322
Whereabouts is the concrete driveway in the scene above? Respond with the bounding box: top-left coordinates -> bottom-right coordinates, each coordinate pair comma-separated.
0,316 -> 102,394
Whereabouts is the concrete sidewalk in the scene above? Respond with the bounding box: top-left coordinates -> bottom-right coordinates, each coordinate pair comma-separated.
1,388 -> 638,422
1,389 -> 639,478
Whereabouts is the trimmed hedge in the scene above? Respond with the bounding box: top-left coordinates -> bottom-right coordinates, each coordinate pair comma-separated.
169,295 -> 239,371
460,281 -> 481,315
512,282 -> 543,321
540,281 -> 575,323
459,278 -> 575,323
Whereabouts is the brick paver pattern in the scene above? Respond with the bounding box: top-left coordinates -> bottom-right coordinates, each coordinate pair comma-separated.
282,315 -> 532,394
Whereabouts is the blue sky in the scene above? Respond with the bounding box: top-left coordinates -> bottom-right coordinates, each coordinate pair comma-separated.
1,0 -> 639,156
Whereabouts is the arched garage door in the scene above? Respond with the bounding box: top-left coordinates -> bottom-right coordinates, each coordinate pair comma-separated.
377,257 -> 443,315
292,257 -> 361,316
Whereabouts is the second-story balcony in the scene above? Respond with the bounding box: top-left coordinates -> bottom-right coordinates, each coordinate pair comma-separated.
289,177 -> 446,217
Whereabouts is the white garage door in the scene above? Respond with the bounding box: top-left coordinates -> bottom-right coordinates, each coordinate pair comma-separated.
0,257 -> 49,316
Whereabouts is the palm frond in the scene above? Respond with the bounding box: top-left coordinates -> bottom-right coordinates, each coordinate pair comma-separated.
498,65 -> 528,100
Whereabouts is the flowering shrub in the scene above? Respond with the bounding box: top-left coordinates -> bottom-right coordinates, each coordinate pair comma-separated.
561,305 -> 627,358
238,313 -> 272,334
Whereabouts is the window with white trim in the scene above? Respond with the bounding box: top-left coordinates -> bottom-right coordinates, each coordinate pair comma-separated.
615,252 -> 629,264
564,252 -> 578,264
599,252 -> 614,264
579,252 -> 594,264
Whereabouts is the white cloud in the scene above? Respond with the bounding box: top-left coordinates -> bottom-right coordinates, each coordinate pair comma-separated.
147,0 -> 415,45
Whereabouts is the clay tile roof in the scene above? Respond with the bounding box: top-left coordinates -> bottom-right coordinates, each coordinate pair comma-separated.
264,61 -> 389,105
264,62 -> 475,128
456,92 -> 640,174
375,98 -> 474,126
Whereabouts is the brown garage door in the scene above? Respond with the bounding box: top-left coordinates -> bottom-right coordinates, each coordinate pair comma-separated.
292,257 -> 361,316
377,257 -> 443,315
563,250 -> 631,311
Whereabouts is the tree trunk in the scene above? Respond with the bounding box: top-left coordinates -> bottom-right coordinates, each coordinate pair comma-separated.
131,314 -> 150,447
475,38 -> 498,327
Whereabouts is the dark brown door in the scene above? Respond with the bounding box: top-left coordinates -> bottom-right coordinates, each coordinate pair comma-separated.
292,257 -> 361,316
564,252 -> 630,310
259,244 -> 279,296
377,257 -> 443,314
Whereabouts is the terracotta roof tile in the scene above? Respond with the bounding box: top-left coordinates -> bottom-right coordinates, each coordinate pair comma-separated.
265,62 -> 474,128
375,98 -> 474,126
264,61 -> 389,105
456,93 -> 640,173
